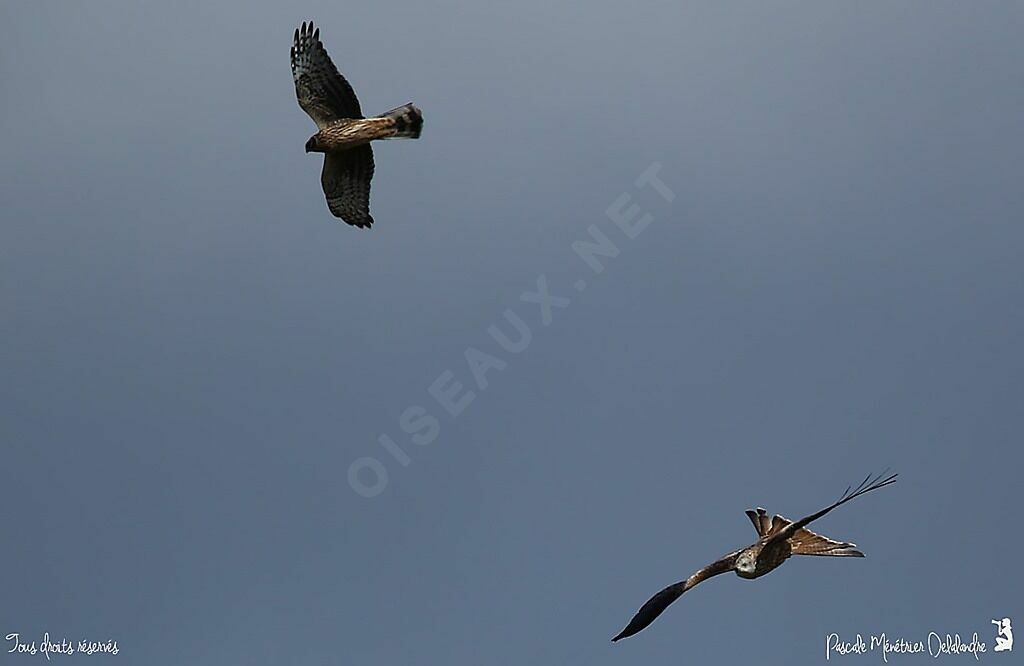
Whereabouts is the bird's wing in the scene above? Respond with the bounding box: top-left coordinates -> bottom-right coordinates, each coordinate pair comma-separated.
767,471 -> 898,547
320,144 -> 375,227
291,21 -> 363,128
611,550 -> 740,642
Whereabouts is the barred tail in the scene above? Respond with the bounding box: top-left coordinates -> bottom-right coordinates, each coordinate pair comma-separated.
380,103 -> 423,139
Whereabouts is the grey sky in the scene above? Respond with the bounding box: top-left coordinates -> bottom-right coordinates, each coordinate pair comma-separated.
1,1 -> 1021,664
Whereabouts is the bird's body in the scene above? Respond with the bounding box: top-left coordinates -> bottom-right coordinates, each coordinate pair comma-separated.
611,472 -> 898,642
306,116 -> 413,152
734,538 -> 792,579
290,21 -> 422,227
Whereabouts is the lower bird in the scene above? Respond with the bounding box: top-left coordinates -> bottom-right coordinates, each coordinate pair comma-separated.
612,471 -> 898,642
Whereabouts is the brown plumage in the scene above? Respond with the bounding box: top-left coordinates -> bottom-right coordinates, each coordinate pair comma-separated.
611,471 -> 897,642
744,507 -> 866,557
307,117 -> 414,152
291,21 -> 423,228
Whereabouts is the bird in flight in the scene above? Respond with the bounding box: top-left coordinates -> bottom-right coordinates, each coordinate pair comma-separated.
612,471 -> 898,642
291,21 -> 423,228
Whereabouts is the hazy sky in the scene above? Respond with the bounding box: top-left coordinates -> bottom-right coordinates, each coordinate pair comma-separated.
1,2 -> 1021,664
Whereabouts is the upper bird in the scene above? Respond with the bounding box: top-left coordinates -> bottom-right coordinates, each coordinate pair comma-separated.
291,21 -> 423,228
612,471 -> 898,642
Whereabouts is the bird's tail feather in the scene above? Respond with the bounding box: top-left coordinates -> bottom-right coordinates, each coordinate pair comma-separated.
379,103 -> 423,139
790,528 -> 865,557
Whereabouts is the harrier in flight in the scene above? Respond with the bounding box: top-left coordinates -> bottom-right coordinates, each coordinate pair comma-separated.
291,21 -> 423,228
612,471 -> 898,642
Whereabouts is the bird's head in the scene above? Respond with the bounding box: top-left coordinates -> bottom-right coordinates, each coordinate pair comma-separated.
735,551 -> 756,576
305,136 -> 319,153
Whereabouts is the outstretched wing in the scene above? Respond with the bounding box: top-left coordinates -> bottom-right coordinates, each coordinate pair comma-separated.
291,21 -> 363,128
612,550 -> 739,642
767,471 -> 898,547
320,145 -> 375,228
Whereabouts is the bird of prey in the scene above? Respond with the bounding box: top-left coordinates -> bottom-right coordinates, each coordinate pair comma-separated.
291,21 -> 423,228
612,471 -> 898,642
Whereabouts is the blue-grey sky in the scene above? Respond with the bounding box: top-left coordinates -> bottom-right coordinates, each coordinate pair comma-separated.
1,1 -> 1021,664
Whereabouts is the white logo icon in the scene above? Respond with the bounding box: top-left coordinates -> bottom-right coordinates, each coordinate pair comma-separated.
992,617 -> 1013,653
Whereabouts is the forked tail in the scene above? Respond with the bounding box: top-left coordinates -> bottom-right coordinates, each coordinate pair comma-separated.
380,103 -> 423,139
790,528 -> 865,557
